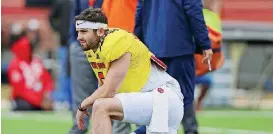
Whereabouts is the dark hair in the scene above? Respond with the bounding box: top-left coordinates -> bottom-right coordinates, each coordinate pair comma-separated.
74,8 -> 108,24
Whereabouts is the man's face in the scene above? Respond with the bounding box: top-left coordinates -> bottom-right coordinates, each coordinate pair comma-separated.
76,28 -> 100,51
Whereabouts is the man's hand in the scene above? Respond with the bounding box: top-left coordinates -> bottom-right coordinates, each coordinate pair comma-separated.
76,109 -> 90,130
202,49 -> 213,64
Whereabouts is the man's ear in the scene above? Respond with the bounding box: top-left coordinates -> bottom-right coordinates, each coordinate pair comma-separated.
96,28 -> 105,37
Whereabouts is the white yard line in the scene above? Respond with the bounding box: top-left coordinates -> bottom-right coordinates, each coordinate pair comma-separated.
198,111 -> 273,118
199,127 -> 273,134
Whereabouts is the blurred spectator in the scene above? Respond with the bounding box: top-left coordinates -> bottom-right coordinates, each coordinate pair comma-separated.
8,30 -> 55,111
49,0 -> 73,108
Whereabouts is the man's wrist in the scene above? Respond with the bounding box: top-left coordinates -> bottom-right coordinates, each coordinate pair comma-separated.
78,102 -> 87,111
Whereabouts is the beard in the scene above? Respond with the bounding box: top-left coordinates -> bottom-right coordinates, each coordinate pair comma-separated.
81,37 -> 100,51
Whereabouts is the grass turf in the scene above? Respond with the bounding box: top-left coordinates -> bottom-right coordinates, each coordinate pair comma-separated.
2,110 -> 273,134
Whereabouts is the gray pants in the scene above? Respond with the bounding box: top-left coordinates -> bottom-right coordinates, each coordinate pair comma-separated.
68,42 -> 131,134
182,103 -> 198,134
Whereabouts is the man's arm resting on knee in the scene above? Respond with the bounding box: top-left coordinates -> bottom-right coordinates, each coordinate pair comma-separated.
80,53 -> 131,109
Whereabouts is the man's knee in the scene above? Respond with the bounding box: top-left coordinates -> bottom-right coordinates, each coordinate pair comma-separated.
92,98 -> 111,114
92,98 -> 124,120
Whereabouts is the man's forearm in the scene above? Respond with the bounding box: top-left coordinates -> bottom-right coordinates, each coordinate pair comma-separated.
80,86 -> 116,109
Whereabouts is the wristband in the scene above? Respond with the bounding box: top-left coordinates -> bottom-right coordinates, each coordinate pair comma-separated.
78,103 -> 87,112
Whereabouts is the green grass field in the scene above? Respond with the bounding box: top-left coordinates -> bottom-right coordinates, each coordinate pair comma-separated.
2,110 -> 273,134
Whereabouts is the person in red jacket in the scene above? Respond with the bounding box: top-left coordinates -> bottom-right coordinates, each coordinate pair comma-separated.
8,34 -> 54,111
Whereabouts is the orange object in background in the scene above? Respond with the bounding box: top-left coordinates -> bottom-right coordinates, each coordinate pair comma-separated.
195,25 -> 224,77
101,0 -> 137,32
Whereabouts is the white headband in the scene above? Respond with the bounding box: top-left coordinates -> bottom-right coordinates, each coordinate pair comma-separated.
75,20 -> 107,29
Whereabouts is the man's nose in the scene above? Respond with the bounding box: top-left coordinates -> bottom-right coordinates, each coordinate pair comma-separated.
77,34 -> 81,40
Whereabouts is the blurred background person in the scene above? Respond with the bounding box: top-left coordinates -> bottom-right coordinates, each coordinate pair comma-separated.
7,22 -> 55,111
49,0 -> 73,109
